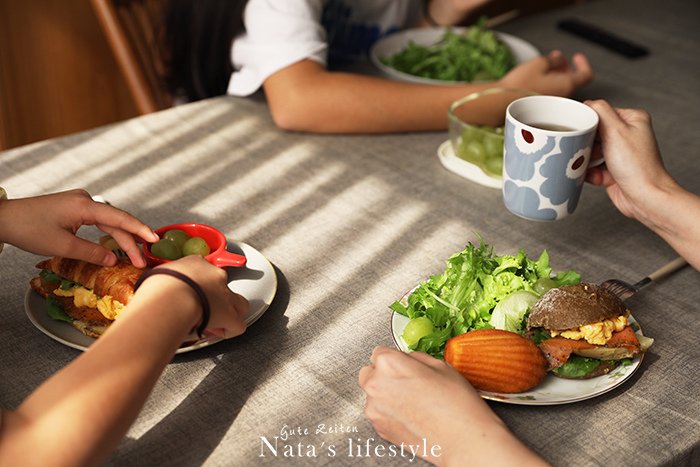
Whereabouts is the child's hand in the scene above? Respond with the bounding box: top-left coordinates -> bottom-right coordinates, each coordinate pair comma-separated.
0,189 -> 158,267
500,50 -> 593,97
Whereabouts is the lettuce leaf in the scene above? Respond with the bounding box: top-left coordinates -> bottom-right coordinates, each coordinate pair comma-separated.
40,269 -> 61,284
46,296 -> 72,323
552,355 -> 600,378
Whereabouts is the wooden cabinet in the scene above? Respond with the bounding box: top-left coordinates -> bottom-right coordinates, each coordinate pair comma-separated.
0,0 -> 138,150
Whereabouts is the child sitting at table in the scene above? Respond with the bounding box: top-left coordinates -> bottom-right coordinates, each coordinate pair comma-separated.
166,0 -> 594,134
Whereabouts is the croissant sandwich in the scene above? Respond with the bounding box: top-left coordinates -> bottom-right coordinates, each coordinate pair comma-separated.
30,257 -> 144,338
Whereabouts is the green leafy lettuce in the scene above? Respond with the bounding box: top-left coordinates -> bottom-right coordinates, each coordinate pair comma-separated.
46,296 -> 72,323
552,356 -> 634,378
390,240 -> 580,358
40,269 -> 76,322
380,18 -> 516,82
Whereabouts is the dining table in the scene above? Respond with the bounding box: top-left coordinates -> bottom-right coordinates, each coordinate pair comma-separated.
1,0 -> 699,465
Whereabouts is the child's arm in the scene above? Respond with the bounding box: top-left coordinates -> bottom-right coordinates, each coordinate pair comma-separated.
262,51 -> 593,134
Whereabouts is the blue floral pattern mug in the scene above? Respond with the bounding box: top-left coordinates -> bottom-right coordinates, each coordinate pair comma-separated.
502,96 -> 599,221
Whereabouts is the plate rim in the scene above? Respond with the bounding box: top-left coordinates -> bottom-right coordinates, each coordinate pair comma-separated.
437,140 -> 503,189
370,27 -> 540,85
390,292 -> 644,405
24,240 -> 277,354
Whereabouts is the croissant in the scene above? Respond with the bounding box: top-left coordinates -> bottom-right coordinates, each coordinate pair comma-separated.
31,257 -> 144,338
35,256 -> 142,305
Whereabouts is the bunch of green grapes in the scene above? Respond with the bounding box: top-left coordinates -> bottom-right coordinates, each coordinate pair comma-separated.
456,125 -> 504,177
150,229 -> 210,260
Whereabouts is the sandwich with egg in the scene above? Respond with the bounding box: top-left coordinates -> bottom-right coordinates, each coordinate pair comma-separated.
527,282 -> 653,379
30,256 -> 143,338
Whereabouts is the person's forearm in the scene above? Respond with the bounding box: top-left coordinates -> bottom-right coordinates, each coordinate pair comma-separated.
443,424 -> 549,467
437,407 -> 548,467
263,61 -> 493,133
637,184 -> 700,271
0,278 -> 200,466
424,0 -> 492,27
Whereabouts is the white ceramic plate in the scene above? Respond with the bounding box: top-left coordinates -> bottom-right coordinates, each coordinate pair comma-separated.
25,241 -> 277,354
438,140 -> 502,189
371,27 -> 539,85
391,298 -> 644,405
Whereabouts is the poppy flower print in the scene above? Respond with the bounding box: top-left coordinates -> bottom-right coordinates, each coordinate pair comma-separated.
503,180 -> 557,220
514,127 -> 553,155
503,121 -> 555,181
540,138 -> 592,214
502,128 -> 596,221
502,95 -> 599,221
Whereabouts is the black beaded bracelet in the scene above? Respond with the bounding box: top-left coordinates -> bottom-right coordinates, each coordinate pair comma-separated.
134,269 -> 211,338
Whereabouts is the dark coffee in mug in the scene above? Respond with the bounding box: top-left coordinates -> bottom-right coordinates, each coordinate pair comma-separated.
525,122 -> 577,132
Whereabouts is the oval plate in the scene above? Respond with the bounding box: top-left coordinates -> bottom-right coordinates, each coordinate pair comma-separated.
391,301 -> 644,405
25,241 -> 277,354
437,140 -> 503,189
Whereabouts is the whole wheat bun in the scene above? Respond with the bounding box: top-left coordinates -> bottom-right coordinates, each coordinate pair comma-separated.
527,282 -> 627,331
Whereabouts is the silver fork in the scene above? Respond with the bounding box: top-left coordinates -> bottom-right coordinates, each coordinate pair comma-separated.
600,256 -> 688,301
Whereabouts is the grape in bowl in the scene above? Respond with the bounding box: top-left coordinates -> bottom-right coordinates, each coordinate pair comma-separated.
143,223 -> 247,268
448,88 -> 534,179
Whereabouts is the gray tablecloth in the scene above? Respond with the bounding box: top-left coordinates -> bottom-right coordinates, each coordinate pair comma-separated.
1,0 -> 699,465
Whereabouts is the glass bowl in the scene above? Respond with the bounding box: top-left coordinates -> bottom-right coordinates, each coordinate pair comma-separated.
448,88 -> 534,179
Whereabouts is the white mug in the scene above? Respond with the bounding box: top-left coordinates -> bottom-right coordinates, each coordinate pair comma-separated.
502,95 -> 600,221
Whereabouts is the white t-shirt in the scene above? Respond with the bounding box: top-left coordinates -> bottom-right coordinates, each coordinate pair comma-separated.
228,0 -> 423,96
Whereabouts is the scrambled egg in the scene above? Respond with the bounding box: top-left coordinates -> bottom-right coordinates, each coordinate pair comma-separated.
53,286 -> 125,320
551,314 -> 628,345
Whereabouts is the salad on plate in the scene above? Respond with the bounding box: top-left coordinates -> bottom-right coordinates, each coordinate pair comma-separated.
390,239 -> 653,403
390,239 -> 581,359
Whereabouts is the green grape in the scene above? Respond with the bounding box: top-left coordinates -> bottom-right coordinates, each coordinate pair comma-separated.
484,156 -> 503,176
463,140 -> 486,163
402,316 -> 434,348
461,126 -> 483,143
163,229 -> 190,250
99,235 -> 120,252
182,237 -> 211,257
151,239 -> 182,260
482,134 -> 504,160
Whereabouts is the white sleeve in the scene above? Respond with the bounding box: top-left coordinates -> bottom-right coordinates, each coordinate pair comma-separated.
228,0 -> 327,96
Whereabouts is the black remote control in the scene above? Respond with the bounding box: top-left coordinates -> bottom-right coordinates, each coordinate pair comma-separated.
558,18 -> 650,59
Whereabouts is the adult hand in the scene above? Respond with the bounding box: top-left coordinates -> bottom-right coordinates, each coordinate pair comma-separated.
149,255 -> 249,339
584,99 -> 676,221
0,189 -> 158,267
585,100 -> 700,271
359,346 -> 545,466
500,50 -> 593,97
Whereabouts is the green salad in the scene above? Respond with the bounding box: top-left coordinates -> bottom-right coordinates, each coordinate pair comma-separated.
381,19 -> 516,82
390,240 -> 581,358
